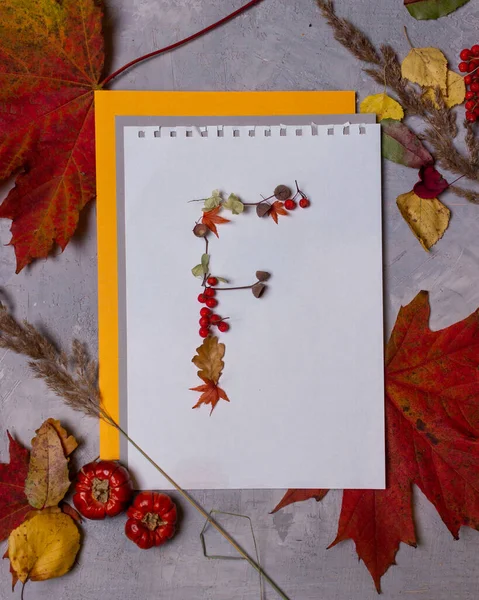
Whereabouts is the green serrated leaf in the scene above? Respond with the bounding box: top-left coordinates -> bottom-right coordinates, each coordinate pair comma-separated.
192,264 -> 204,277
223,193 -> 245,215
405,0 -> 469,20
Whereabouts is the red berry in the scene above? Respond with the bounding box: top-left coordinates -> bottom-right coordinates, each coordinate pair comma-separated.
459,61 -> 469,73
299,198 -> 310,208
468,62 -> 477,72
471,82 -> 479,92
199,328 -> 209,338
206,298 -> 218,308
460,49 -> 472,61
465,75 -> 473,85
466,111 -> 477,122
218,321 -> 229,332
199,317 -> 210,328
465,100 -> 476,110
472,45 -> 479,57
207,277 -> 218,286
204,287 -> 216,298
210,314 -> 221,325
466,91 -> 475,100
284,199 -> 296,210
198,293 -> 207,303
471,60 -> 479,70
200,307 -> 212,317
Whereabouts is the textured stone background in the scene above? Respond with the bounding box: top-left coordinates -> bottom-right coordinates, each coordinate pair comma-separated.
1,0 -> 479,598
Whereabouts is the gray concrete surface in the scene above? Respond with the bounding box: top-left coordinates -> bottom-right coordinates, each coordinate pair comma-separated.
1,0 -> 479,598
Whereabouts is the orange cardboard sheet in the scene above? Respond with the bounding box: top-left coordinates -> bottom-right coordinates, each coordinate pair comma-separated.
95,91 -> 356,459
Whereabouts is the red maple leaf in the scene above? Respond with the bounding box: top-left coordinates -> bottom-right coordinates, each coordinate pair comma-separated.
0,0 -> 104,272
273,291 -> 479,591
190,377 -> 229,414
269,200 -> 288,224
0,432 -> 31,541
201,207 -> 230,238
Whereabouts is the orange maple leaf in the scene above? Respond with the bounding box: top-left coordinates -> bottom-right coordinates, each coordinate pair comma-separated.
201,207 -> 230,237
0,0 -> 104,272
269,201 -> 288,224
190,378 -> 229,414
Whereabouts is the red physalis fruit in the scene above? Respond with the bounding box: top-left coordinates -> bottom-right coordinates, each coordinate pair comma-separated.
73,461 -> 132,520
200,307 -> 211,317
299,198 -> 310,208
204,287 -> 216,298
199,328 -> 209,338
125,492 -> 177,550
199,317 -> 210,328
207,277 -> 218,286
206,298 -> 218,308
284,199 -> 296,210
210,314 -> 221,325
218,321 -> 229,332
198,293 -> 207,303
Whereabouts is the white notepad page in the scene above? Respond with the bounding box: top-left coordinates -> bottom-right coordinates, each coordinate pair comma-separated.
122,123 -> 384,490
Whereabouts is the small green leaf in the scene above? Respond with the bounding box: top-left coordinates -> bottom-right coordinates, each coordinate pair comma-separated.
381,119 -> 433,169
202,190 -> 222,212
223,193 -> 245,215
201,254 -> 209,272
216,277 -> 228,284
192,264 -> 204,277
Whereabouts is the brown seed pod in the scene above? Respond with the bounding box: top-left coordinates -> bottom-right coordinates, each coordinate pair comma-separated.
255,271 -> 271,282
256,203 -> 272,218
274,185 -> 292,201
252,282 -> 267,298
193,223 -> 208,237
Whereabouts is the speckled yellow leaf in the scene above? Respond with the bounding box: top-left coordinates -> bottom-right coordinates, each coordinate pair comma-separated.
24,420 -> 72,509
8,513 -> 80,583
192,335 -> 225,385
397,191 -> 450,251
401,47 -> 448,93
360,93 -> 404,121
423,70 -> 466,108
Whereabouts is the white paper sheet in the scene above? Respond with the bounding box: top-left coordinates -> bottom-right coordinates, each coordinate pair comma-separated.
122,123 -> 385,489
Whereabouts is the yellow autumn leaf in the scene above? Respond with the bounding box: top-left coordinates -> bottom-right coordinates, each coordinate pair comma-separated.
360,93 -> 404,121
397,191 -> 450,251
192,335 -> 225,384
401,47 -> 448,93
8,513 -> 80,584
423,70 -> 466,109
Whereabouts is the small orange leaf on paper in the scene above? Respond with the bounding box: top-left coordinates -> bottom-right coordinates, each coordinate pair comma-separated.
271,489 -> 329,514
24,420 -> 76,510
191,378 -> 230,413
269,201 -> 288,224
201,207 -> 230,237
7,512 -> 80,584
192,336 -> 225,384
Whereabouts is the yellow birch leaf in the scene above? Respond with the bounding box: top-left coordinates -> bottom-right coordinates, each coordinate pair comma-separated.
7,513 -> 80,583
397,191 -> 450,251
423,70 -> 466,109
401,47 -> 448,93
24,420 -> 72,509
360,93 -> 404,121
192,335 -> 225,385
